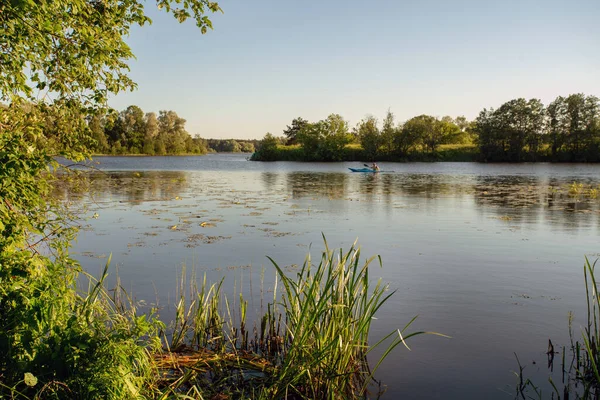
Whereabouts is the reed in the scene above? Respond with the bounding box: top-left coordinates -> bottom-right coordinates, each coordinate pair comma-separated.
2,239 -> 439,399
154,238 -> 443,399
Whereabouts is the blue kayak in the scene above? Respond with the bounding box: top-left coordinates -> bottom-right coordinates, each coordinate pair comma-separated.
349,168 -> 379,173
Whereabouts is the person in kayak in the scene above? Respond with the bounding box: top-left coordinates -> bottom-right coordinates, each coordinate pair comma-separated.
371,162 -> 380,171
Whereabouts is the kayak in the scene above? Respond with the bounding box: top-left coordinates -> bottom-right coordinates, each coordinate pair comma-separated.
348,168 -> 379,173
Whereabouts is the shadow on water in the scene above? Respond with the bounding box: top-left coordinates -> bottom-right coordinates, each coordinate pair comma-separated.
267,171 -> 600,232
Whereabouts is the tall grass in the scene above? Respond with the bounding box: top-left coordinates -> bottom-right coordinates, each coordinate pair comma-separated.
0,255 -> 163,400
1,240 -> 440,399
155,238 -> 444,399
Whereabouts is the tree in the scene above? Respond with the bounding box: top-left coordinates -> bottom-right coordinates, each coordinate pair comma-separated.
222,139 -> 242,152
438,116 -> 464,145
474,98 -> 546,161
401,115 -> 438,153
0,0 -> 221,396
320,114 -> 352,161
454,116 -> 470,132
283,117 -> 308,145
559,94 -> 600,160
253,133 -> 279,161
240,142 -> 255,153
357,116 -> 381,160
120,105 -> 146,152
295,114 -> 351,161
381,109 -> 396,155
297,121 -> 325,160
547,96 -> 568,159
88,114 -> 109,153
158,110 -> 188,153
393,121 -> 419,157
421,115 -> 442,153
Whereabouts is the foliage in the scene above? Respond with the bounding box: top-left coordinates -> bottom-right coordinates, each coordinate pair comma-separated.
0,0 -> 221,397
357,115 -> 382,161
1,0 -> 220,106
251,133 -> 280,161
381,109 -> 396,155
250,142 -> 478,162
475,94 -> 600,162
547,94 -> 600,162
438,116 -> 465,145
84,106 -> 208,155
207,138 -> 258,153
474,98 -> 545,161
283,117 -> 309,145
294,114 -> 352,161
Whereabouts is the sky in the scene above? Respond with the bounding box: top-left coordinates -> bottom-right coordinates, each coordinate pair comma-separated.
109,0 -> 600,140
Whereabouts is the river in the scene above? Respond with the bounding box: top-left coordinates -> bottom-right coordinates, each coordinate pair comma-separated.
60,153 -> 600,399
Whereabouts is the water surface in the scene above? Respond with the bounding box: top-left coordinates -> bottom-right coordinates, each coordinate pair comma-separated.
62,154 -> 600,399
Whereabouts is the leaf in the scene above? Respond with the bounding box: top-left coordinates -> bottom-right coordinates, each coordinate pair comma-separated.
24,372 -> 37,387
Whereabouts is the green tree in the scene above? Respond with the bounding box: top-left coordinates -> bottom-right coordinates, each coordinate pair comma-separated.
120,105 -> 146,152
419,115 -> 442,153
158,110 -> 189,153
474,98 -> 545,161
88,114 -> 109,153
295,114 -> 351,161
283,117 -> 308,145
454,115 -> 470,132
381,109 -> 396,155
240,142 -> 255,153
297,121 -> 325,160
401,115 -> 436,153
222,139 -> 242,152
321,114 -> 352,161
357,116 -> 381,161
253,133 -> 279,161
0,0 -> 221,396
438,116 -> 464,145
560,94 -> 600,160
392,121 -> 418,157
547,96 -> 568,159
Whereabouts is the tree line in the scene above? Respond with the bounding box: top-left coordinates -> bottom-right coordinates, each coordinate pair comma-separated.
206,138 -> 257,153
87,105 -> 256,155
252,111 -> 472,161
476,94 -> 600,162
252,93 -> 600,162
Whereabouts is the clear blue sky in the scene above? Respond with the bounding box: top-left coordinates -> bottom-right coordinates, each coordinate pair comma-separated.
110,0 -> 600,139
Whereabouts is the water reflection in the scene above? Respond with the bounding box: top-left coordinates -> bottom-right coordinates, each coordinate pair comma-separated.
53,171 -> 190,204
284,172 -> 348,200
61,160 -> 600,400
56,170 -> 600,233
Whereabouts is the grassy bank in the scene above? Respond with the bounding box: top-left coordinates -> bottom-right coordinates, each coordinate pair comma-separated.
1,240 -> 439,399
250,143 -> 479,162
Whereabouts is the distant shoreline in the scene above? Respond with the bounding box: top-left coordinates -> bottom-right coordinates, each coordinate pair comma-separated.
90,152 -> 253,157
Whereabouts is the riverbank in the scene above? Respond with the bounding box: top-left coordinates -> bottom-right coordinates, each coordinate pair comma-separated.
250,143 -> 479,162
90,151 -> 253,157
